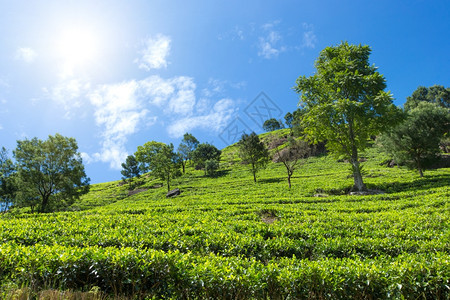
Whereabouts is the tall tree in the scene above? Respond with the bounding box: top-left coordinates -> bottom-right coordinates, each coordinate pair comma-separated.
151,144 -> 181,192
13,134 -> 90,212
404,85 -> 450,111
294,42 -> 401,191
379,102 -> 450,177
262,118 -> 284,132
135,141 -> 165,173
272,138 -> 310,188
177,133 -> 199,173
121,155 -> 141,185
238,132 -> 270,183
135,141 -> 181,191
0,147 -> 16,212
191,143 -> 221,175
284,112 -> 293,130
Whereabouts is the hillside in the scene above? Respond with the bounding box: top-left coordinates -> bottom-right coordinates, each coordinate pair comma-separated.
1,130 -> 449,299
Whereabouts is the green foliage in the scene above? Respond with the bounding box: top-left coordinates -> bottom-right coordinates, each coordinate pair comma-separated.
0,147 -> 16,212
205,159 -> 219,177
404,85 -> 450,111
134,141 -> 165,173
136,142 -> 181,192
262,118 -> 284,132
177,133 -> 199,173
13,134 -> 90,213
284,112 -> 293,129
191,143 -> 221,174
294,41 -> 402,191
238,132 -> 270,182
120,155 -> 141,183
379,102 -> 450,177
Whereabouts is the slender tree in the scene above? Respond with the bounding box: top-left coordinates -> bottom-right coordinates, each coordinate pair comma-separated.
238,132 -> 270,183
273,137 -> 310,188
151,144 -> 181,192
0,147 -> 16,212
135,141 -> 181,191
294,42 -> 401,191
284,112 -> 293,130
13,134 -> 90,212
177,133 -> 199,173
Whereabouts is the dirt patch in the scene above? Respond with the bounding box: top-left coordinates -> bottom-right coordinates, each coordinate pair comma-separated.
349,189 -> 385,196
150,183 -> 163,189
261,216 -> 278,224
257,209 -> 278,224
128,188 -> 148,196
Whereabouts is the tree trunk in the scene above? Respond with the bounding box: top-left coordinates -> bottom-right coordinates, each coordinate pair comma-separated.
416,157 -> 424,177
351,158 -> 366,191
182,161 -> 185,174
351,145 -> 366,192
252,162 -> 257,182
167,174 -> 170,192
348,121 -> 366,192
287,174 -> 291,189
40,194 -> 49,213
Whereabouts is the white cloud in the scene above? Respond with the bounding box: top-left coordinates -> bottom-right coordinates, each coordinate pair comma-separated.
302,23 -> 317,49
258,22 -> 286,59
202,78 -> 246,98
45,79 -> 91,118
15,47 -> 37,63
85,75 -> 198,169
167,98 -> 236,138
135,34 -> 171,70
89,80 -> 149,169
139,76 -> 196,115
43,65 -> 236,170
218,26 -> 245,41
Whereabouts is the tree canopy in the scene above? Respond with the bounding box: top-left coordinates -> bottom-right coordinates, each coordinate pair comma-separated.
238,132 -> 270,183
191,143 -> 221,175
135,141 -> 181,191
13,134 -> 90,212
294,41 -> 401,191
121,155 -> 141,185
379,102 -> 450,177
404,85 -> 450,111
262,118 -> 284,132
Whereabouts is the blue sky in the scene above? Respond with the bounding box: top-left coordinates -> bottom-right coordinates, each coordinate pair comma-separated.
0,0 -> 449,183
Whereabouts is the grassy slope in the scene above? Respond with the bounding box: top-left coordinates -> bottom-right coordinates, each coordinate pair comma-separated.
1,130 -> 449,298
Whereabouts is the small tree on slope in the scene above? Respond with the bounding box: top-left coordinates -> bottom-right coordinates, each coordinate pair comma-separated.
238,132 -> 270,183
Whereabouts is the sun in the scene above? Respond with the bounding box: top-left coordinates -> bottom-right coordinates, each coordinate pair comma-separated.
55,26 -> 101,77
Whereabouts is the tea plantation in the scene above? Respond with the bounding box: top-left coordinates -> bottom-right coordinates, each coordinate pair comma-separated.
0,134 -> 449,299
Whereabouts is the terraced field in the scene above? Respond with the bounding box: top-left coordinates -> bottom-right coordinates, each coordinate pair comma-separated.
0,138 -> 449,299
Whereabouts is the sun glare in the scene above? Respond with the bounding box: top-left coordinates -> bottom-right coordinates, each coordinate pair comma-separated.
56,27 -> 100,77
